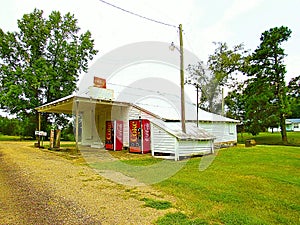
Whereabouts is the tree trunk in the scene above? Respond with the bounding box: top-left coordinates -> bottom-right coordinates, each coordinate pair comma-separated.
280,114 -> 288,144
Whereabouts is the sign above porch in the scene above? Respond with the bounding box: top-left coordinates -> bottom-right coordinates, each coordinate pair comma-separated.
93,76 -> 106,88
88,77 -> 114,100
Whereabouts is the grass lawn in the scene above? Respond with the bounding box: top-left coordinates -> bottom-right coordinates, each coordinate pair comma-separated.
0,134 -> 25,141
154,145 -> 300,224
238,131 -> 300,146
1,134 -> 299,224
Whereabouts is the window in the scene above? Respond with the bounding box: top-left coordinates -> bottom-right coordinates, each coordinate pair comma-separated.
229,124 -> 235,135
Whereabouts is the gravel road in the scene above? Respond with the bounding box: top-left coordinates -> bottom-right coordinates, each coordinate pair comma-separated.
0,142 -> 175,224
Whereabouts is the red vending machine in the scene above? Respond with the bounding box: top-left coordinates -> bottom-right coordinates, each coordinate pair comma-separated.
105,120 -> 123,151
129,119 -> 151,154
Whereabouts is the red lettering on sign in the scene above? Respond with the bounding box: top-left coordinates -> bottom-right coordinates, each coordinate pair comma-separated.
94,77 -> 106,88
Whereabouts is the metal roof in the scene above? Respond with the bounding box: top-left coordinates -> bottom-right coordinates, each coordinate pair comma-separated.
36,88 -> 239,123
286,118 -> 300,123
151,119 -> 215,141
35,91 -> 226,141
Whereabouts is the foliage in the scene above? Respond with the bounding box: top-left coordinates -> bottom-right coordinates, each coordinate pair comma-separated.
243,26 -> 292,141
225,26 -> 293,138
154,145 -> 300,224
287,75 -> 300,97
0,115 -> 75,140
0,116 -> 22,136
208,42 -> 247,87
186,61 -> 222,113
61,121 -> 75,141
224,83 -> 246,121
287,75 -> 300,118
0,9 -> 98,135
288,98 -> 300,119
186,42 -> 248,114
0,115 -> 36,137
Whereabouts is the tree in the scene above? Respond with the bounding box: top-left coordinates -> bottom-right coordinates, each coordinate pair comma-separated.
287,75 -> 300,118
208,42 -> 247,87
0,116 -> 21,136
224,83 -> 246,121
288,75 -> 300,97
244,26 -> 292,143
186,42 -> 247,114
0,9 -> 98,136
186,61 -> 222,113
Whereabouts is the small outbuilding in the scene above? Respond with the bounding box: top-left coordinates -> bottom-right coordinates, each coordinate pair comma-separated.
268,118 -> 300,132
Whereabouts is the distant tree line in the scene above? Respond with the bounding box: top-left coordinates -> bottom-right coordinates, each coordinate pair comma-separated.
0,115 -> 75,141
0,116 -> 23,136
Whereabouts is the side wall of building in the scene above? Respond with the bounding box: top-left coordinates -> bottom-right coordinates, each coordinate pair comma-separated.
199,121 -> 237,144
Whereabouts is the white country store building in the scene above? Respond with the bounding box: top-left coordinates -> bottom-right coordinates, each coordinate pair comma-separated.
36,81 -> 239,161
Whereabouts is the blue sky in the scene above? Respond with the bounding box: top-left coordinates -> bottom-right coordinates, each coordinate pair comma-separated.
1,0 -> 299,82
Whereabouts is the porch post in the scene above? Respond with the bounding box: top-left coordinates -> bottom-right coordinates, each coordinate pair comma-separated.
38,112 -> 41,147
75,100 -> 79,152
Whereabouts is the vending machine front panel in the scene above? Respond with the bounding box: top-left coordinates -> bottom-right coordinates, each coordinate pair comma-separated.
142,119 -> 151,153
114,120 -> 123,151
105,121 -> 114,150
129,120 -> 142,153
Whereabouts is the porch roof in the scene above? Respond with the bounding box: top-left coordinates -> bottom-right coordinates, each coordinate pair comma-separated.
35,94 -> 165,121
35,94 -> 217,141
36,93 -> 238,123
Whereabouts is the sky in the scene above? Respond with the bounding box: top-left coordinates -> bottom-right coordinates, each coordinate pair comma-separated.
0,0 -> 299,102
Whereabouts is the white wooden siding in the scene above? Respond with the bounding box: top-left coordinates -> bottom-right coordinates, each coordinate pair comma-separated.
177,140 -> 212,159
199,122 -> 237,143
151,124 -> 176,155
151,123 -> 214,161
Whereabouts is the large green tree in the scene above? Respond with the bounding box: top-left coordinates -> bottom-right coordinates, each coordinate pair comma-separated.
0,9 -> 98,135
244,26 -> 292,143
186,42 -> 247,114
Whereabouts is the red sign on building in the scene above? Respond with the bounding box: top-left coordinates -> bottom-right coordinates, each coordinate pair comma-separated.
94,77 -> 106,88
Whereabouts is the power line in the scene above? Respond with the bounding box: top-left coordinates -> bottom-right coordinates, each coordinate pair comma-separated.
98,0 -> 177,28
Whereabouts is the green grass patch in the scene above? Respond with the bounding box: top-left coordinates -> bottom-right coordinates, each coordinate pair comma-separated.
238,131 -> 300,146
156,212 -> 208,225
0,134 -> 31,141
42,141 -> 77,150
120,157 -> 163,166
154,145 -> 300,224
91,158 -> 187,185
142,198 -> 172,210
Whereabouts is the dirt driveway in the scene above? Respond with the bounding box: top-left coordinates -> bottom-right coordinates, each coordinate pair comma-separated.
0,141 -> 175,224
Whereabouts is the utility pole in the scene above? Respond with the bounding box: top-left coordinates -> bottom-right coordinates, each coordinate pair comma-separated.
179,24 -> 186,133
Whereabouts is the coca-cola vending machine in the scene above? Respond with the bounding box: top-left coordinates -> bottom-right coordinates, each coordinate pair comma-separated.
105,120 -> 123,151
129,119 -> 151,154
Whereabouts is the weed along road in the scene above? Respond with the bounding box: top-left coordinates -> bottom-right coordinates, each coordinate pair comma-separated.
0,141 -> 174,224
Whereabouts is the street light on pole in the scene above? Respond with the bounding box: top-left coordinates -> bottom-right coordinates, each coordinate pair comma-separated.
170,24 -> 186,133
